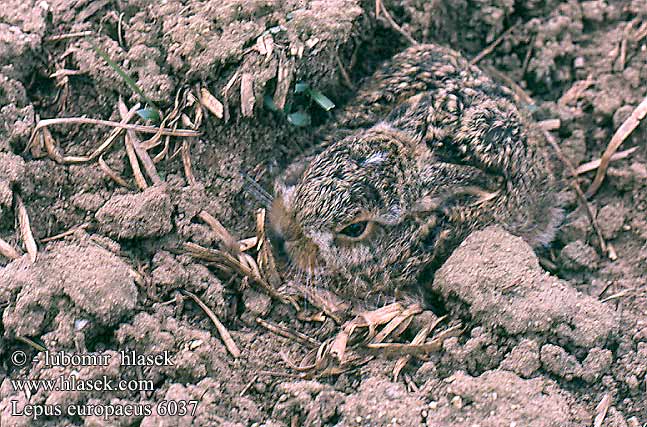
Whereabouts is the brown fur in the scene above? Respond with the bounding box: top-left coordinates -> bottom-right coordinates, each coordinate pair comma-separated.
269,44 -> 563,303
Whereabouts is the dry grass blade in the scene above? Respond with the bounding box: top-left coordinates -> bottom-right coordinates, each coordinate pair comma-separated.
239,237 -> 258,252
15,194 -> 37,263
42,126 -> 64,163
98,155 -> 132,188
0,237 -> 22,260
65,103 -> 138,163
181,289 -> 241,358
184,242 -> 297,309
600,289 -> 630,303
29,117 -> 200,149
274,53 -> 294,110
330,329 -> 351,363
371,304 -> 423,344
335,52 -> 354,89
393,322 -> 432,380
537,119 -> 561,131
240,73 -> 255,117
124,135 -> 148,190
198,210 -> 238,253
329,303 -> 406,363
256,318 -> 321,348
296,284 -> 349,324
367,324 -> 462,357
16,336 -> 47,352
352,303 -> 404,328
199,86 -> 224,119
153,137 -> 171,163
586,95 -> 647,198
469,23 -> 518,66
182,140 -> 196,186
119,99 -> 162,186
574,146 -> 638,176
593,394 -> 611,427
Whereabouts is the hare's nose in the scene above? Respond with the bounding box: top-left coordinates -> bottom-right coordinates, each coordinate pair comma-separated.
267,226 -> 288,261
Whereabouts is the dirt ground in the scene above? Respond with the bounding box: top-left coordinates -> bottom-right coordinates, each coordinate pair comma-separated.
1,0 -> 647,426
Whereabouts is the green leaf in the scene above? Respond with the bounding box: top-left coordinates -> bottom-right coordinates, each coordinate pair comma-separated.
263,95 -> 280,112
136,108 -> 161,122
308,88 -> 335,111
294,82 -> 310,94
89,40 -> 160,113
287,111 -> 311,127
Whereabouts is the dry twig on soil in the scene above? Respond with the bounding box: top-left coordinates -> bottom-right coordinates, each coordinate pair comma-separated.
180,289 -> 241,358
469,24 -> 518,66
542,130 -> 608,254
15,194 -> 38,263
375,0 -> 418,45
574,146 -> 638,176
586,95 -> 647,198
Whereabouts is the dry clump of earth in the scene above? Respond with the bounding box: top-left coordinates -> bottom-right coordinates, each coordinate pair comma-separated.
1,0 -> 647,426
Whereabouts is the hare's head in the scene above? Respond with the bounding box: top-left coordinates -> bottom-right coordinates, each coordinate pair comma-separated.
269,124 -> 438,297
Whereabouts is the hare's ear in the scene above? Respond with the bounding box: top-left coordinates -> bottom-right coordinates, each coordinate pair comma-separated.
384,93 -> 431,144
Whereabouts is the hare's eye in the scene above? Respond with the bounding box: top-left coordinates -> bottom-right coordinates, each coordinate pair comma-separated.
340,221 -> 367,238
337,220 -> 374,241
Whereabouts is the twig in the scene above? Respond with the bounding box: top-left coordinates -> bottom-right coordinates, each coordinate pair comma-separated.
16,336 -> 47,352
543,130 -> 607,253
470,24 -> 518,66
520,34 -> 535,77
44,31 -> 93,42
335,52 -> 355,90
586,95 -> 647,198
537,119 -> 561,131
484,65 -> 535,106
181,289 -> 241,358
40,223 -> 89,243
239,375 -> 258,397
574,146 -> 638,176
376,0 -> 418,46
15,194 -> 38,262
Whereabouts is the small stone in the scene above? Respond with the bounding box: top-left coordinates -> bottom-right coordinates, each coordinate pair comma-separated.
540,344 -> 581,379
240,288 -> 272,324
559,129 -> 587,166
96,185 -> 173,239
580,348 -> 612,383
500,339 -> 541,378
613,105 -> 635,129
558,212 -> 591,244
451,395 -> 463,409
559,240 -> 600,271
593,92 -> 622,120
597,203 -> 625,240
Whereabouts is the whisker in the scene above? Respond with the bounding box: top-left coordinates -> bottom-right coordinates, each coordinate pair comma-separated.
241,172 -> 273,207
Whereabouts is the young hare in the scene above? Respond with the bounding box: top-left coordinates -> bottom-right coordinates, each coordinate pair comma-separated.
269,44 -> 563,304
